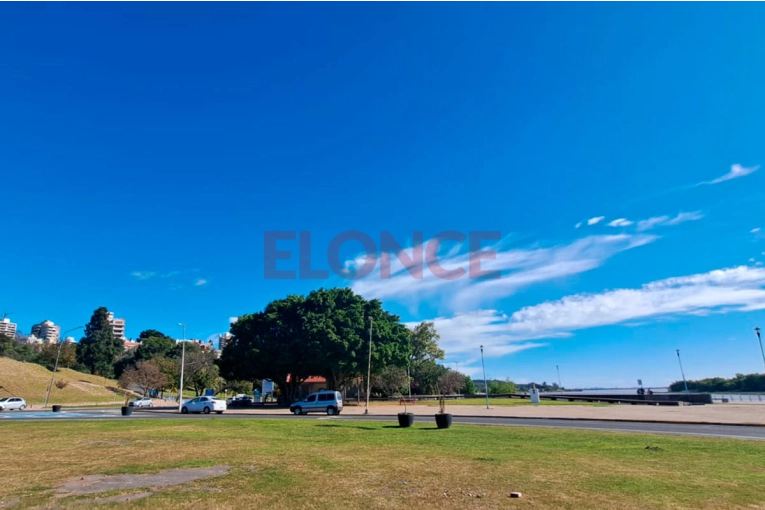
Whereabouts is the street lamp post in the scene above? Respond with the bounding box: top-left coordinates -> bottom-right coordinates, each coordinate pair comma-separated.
556,365 -> 562,388
44,325 -> 84,408
676,349 -> 689,395
178,323 -> 187,412
364,317 -> 373,415
480,345 -> 489,409
755,327 -> 765,373
407,330 -> 412,399
454,361 -> 460,395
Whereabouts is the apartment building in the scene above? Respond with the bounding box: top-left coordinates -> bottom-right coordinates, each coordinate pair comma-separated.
107,312 -> 126,340
218,332 -> 233,351
0,318 -> 17,338
31,320 -> 61,344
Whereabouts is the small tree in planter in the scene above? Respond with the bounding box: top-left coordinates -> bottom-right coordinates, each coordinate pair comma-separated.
397,397 -> 414,427
435,394 -> 452,429
118,369 -> 135,416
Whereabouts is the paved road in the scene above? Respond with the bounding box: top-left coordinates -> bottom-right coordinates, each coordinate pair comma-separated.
3,408 -> 764,440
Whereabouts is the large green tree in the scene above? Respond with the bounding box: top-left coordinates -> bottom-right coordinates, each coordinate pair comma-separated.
219,288 -> 412,403
135,332 -> 175,361
409,321 -> 445,369
302,288 -> 410,391
76,307 -> 123,377
219,295 -> 319,404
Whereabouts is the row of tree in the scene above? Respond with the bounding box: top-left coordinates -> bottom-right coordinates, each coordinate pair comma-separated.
4,290 -> 519,403
669,373 -> 765,393
0,333 -> 78,371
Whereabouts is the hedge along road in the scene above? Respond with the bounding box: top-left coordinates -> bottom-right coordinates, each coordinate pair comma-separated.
3,408 -> 765,440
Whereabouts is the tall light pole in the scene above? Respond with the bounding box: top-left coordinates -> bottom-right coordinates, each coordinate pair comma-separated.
556,365 -> 562,389
178,323 -> 186,412
480,345 -> 489,409
44,325 -> 84,408
676,349 -> 689,395
755,327 -> 765,373
364,317 -> 373,415
407,329 -> 412,399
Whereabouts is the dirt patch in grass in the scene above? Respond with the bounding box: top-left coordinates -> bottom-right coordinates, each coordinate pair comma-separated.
90,491 -> 154,504
55,466 -> 230,497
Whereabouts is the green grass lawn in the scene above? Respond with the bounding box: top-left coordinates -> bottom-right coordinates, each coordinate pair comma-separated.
1,418 -> 763,509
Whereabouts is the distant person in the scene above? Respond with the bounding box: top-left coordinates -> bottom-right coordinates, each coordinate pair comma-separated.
647,388 -> 653,396
637,387 -> 645,396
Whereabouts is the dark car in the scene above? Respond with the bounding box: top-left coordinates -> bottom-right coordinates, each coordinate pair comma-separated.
227,396 -> 254,407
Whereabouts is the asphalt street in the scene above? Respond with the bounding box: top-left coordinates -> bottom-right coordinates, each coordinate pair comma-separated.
2,408 -> 764,440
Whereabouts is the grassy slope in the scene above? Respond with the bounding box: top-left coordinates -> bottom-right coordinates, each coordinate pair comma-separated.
0,357 -> 120,405
1,418 -> 763,509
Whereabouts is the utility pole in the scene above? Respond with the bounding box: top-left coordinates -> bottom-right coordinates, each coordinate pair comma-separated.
676,349 -> 689,395
364,317 -> 373,415
178,323 -> 187,412
480,345 -> 489,409
755,327 -> 765,373
44,326 -> 84,407
556,364 -> 562,389
407,330 -> 412,399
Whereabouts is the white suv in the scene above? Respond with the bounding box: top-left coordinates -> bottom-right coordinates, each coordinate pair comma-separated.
290,391 -> 343,416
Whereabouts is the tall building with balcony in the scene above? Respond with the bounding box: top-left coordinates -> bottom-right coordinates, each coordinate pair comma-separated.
0,318 -> 17,339
218,332 -> 233,351
107,312 -> 126,340
31,320 -> 61,344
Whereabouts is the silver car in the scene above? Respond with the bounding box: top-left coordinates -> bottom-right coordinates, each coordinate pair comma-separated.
290,391 -> 343,416
0,397 -> 27,411
129,397 -> 153,408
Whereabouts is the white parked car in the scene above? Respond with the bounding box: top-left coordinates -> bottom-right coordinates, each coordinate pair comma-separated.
0,397 -> 27,411
181,396 -> 226,415
129,397 -> 153,408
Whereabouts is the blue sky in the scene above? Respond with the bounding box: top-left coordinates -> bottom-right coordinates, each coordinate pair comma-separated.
3,3 -> 765,388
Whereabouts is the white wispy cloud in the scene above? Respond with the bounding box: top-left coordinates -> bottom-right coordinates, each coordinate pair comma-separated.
698,164 -> 760,186
507,265 -> 765,336
131,269 -> 198,280
587,216 -> 605,226
416,265 -> 765,362
665,211 -> 704,225
574,222 -> 583,229
751,228 -> 761,234
131,271 -> 157,280
636,211 -> 703,231
229,317 -> 239,325
350,233 -> 656,312
408,310 -> 551,359
636,216 -> 669,232
607,218 -> 633,227
194,278 -> 209,286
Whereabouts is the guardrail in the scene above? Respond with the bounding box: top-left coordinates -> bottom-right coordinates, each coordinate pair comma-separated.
365,393 -> 697,406
712,394 -> 765,403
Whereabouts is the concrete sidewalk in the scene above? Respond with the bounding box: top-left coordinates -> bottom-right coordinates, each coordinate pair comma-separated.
225,402 -> 765,426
